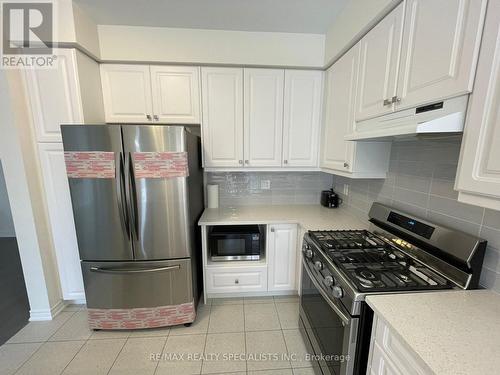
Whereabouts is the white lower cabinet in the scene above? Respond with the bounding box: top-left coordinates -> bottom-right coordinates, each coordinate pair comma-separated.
205,266 -> 268,293
204,223 -> 299,296
38,143 -> 84,301
267,224 -> 297,291
367,314 -> 432,375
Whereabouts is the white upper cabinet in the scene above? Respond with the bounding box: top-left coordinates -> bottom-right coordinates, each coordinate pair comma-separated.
24,49 -> 84,142
396,0 -> 487,110
282,70 -> 322,167
355,3 -> 404,121
267,224 -> 297,292
321,45 -> 391,178
150,66 -> 200,123
322,46 -> 359,172
201,67 -> 244,168
100,64 -> 153,123
244,68 -> 284,167
456,0 -> 500,211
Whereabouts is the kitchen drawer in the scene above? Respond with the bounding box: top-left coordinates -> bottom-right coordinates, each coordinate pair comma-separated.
372,316 -> 431,375
206,266 -> 267,293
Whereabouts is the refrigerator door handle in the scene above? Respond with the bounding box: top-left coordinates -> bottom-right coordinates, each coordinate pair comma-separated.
125,152 -> 140,241
116,152 -> 130,240
90,265 -> 180,274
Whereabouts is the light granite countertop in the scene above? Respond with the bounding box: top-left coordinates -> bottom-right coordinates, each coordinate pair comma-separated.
366,290 -> 500,375
198,204 -> 368,231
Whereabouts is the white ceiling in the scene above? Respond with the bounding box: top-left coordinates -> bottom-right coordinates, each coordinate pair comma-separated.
74,0 -> 348,34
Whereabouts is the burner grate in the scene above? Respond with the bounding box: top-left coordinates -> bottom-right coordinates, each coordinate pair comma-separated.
308,229 -> 452,292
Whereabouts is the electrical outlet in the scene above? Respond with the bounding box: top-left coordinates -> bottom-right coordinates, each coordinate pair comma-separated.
260,180 -> 271,190
343,184 -> 349,196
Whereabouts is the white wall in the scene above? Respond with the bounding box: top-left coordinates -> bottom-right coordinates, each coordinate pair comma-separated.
0,70 -> 63,320
98,25 -> 325,67
72,1 -> 100,58
324,0 -> 401,65
0,162 -> 16,237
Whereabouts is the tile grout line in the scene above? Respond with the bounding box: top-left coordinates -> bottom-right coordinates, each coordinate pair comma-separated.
60,308 -> 95,374
12,309 -> 79,374
55,339 -> 86,375
105,334 -> 129,375
275,300 -> 293,371
152,329 -> 170,375
199,299 -> 213,374
243,298 -> 248,374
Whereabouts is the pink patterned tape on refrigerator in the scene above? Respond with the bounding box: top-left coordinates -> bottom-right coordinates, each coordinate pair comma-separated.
64,151 -> 115,178
133,151 -> 189,178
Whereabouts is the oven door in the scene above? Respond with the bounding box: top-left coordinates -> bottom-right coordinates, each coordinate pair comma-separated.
300,259 -> 359,375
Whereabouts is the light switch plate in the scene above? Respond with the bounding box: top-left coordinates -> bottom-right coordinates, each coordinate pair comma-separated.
261,180 -> 271,190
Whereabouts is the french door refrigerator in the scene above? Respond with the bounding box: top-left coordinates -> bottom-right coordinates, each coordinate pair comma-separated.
61,125 -> 203,330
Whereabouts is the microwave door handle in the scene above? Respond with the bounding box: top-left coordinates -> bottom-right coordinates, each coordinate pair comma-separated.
303,259 -> 351,325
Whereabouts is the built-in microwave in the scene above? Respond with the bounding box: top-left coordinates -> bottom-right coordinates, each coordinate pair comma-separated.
208,225 -> 265,261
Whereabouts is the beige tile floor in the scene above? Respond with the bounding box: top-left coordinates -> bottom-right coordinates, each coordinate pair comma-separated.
0,296 -> 319,375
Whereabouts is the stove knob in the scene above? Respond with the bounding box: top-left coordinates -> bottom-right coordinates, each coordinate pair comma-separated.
324,276 -> 334,287
331,285 -> 344,298
314,261 -> 323,271
304,249 -> 314,259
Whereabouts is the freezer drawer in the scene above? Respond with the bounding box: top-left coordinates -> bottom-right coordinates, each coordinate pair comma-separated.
81,259 -> 193,309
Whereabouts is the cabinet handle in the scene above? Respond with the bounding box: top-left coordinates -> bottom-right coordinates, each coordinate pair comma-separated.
238,160 -> 243,165
343,162 -> 349,168
284,160 -> 288,164
153,115 -> 159,121
244,160 -> 249,164
391,96 -> 401,104
146,114 -> 152,120
270,227 -> 275,232
235,279 -> 239,284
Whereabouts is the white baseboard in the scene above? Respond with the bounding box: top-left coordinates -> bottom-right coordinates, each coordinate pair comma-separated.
29,299 -> 66,321
66,298 -> 86,305
207,290 -> 298,299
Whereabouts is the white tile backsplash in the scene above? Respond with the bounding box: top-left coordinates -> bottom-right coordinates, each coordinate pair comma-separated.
332,137 -> 500,294
205,171 -> 332,207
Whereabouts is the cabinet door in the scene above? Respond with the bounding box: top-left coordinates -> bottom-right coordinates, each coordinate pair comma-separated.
201,67 -> 244,168
24,49 -> 83,142
38,143 -> 85,301
268,224 -> 297,292
456,0 -> 500,210
244,68 -> 284,167
321,45 -> 359,172
396,0 -> 487,110
100,64 -> 153,123
283,70 -> 322,167
150,66 -> 201,124
355,3 -> 404,121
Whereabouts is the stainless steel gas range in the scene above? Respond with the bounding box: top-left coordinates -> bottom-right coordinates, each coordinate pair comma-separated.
299,202 -> 487,375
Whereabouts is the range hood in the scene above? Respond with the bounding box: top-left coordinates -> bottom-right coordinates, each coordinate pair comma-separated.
345,95 -> 468,141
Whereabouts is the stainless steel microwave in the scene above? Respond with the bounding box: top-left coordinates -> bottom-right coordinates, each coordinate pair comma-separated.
208,225 -> 265,261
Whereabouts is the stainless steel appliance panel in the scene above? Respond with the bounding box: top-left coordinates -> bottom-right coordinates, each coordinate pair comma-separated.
122,126 -> 191,260
300,259 -> 358,375
81,259 -> 193,309
61,125 -> 133,261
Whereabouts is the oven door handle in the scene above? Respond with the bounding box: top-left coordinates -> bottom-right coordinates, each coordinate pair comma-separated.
303,259 -> 351,325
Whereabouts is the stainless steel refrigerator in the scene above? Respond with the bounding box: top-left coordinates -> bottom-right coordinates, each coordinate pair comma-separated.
61,125 -> 203,330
